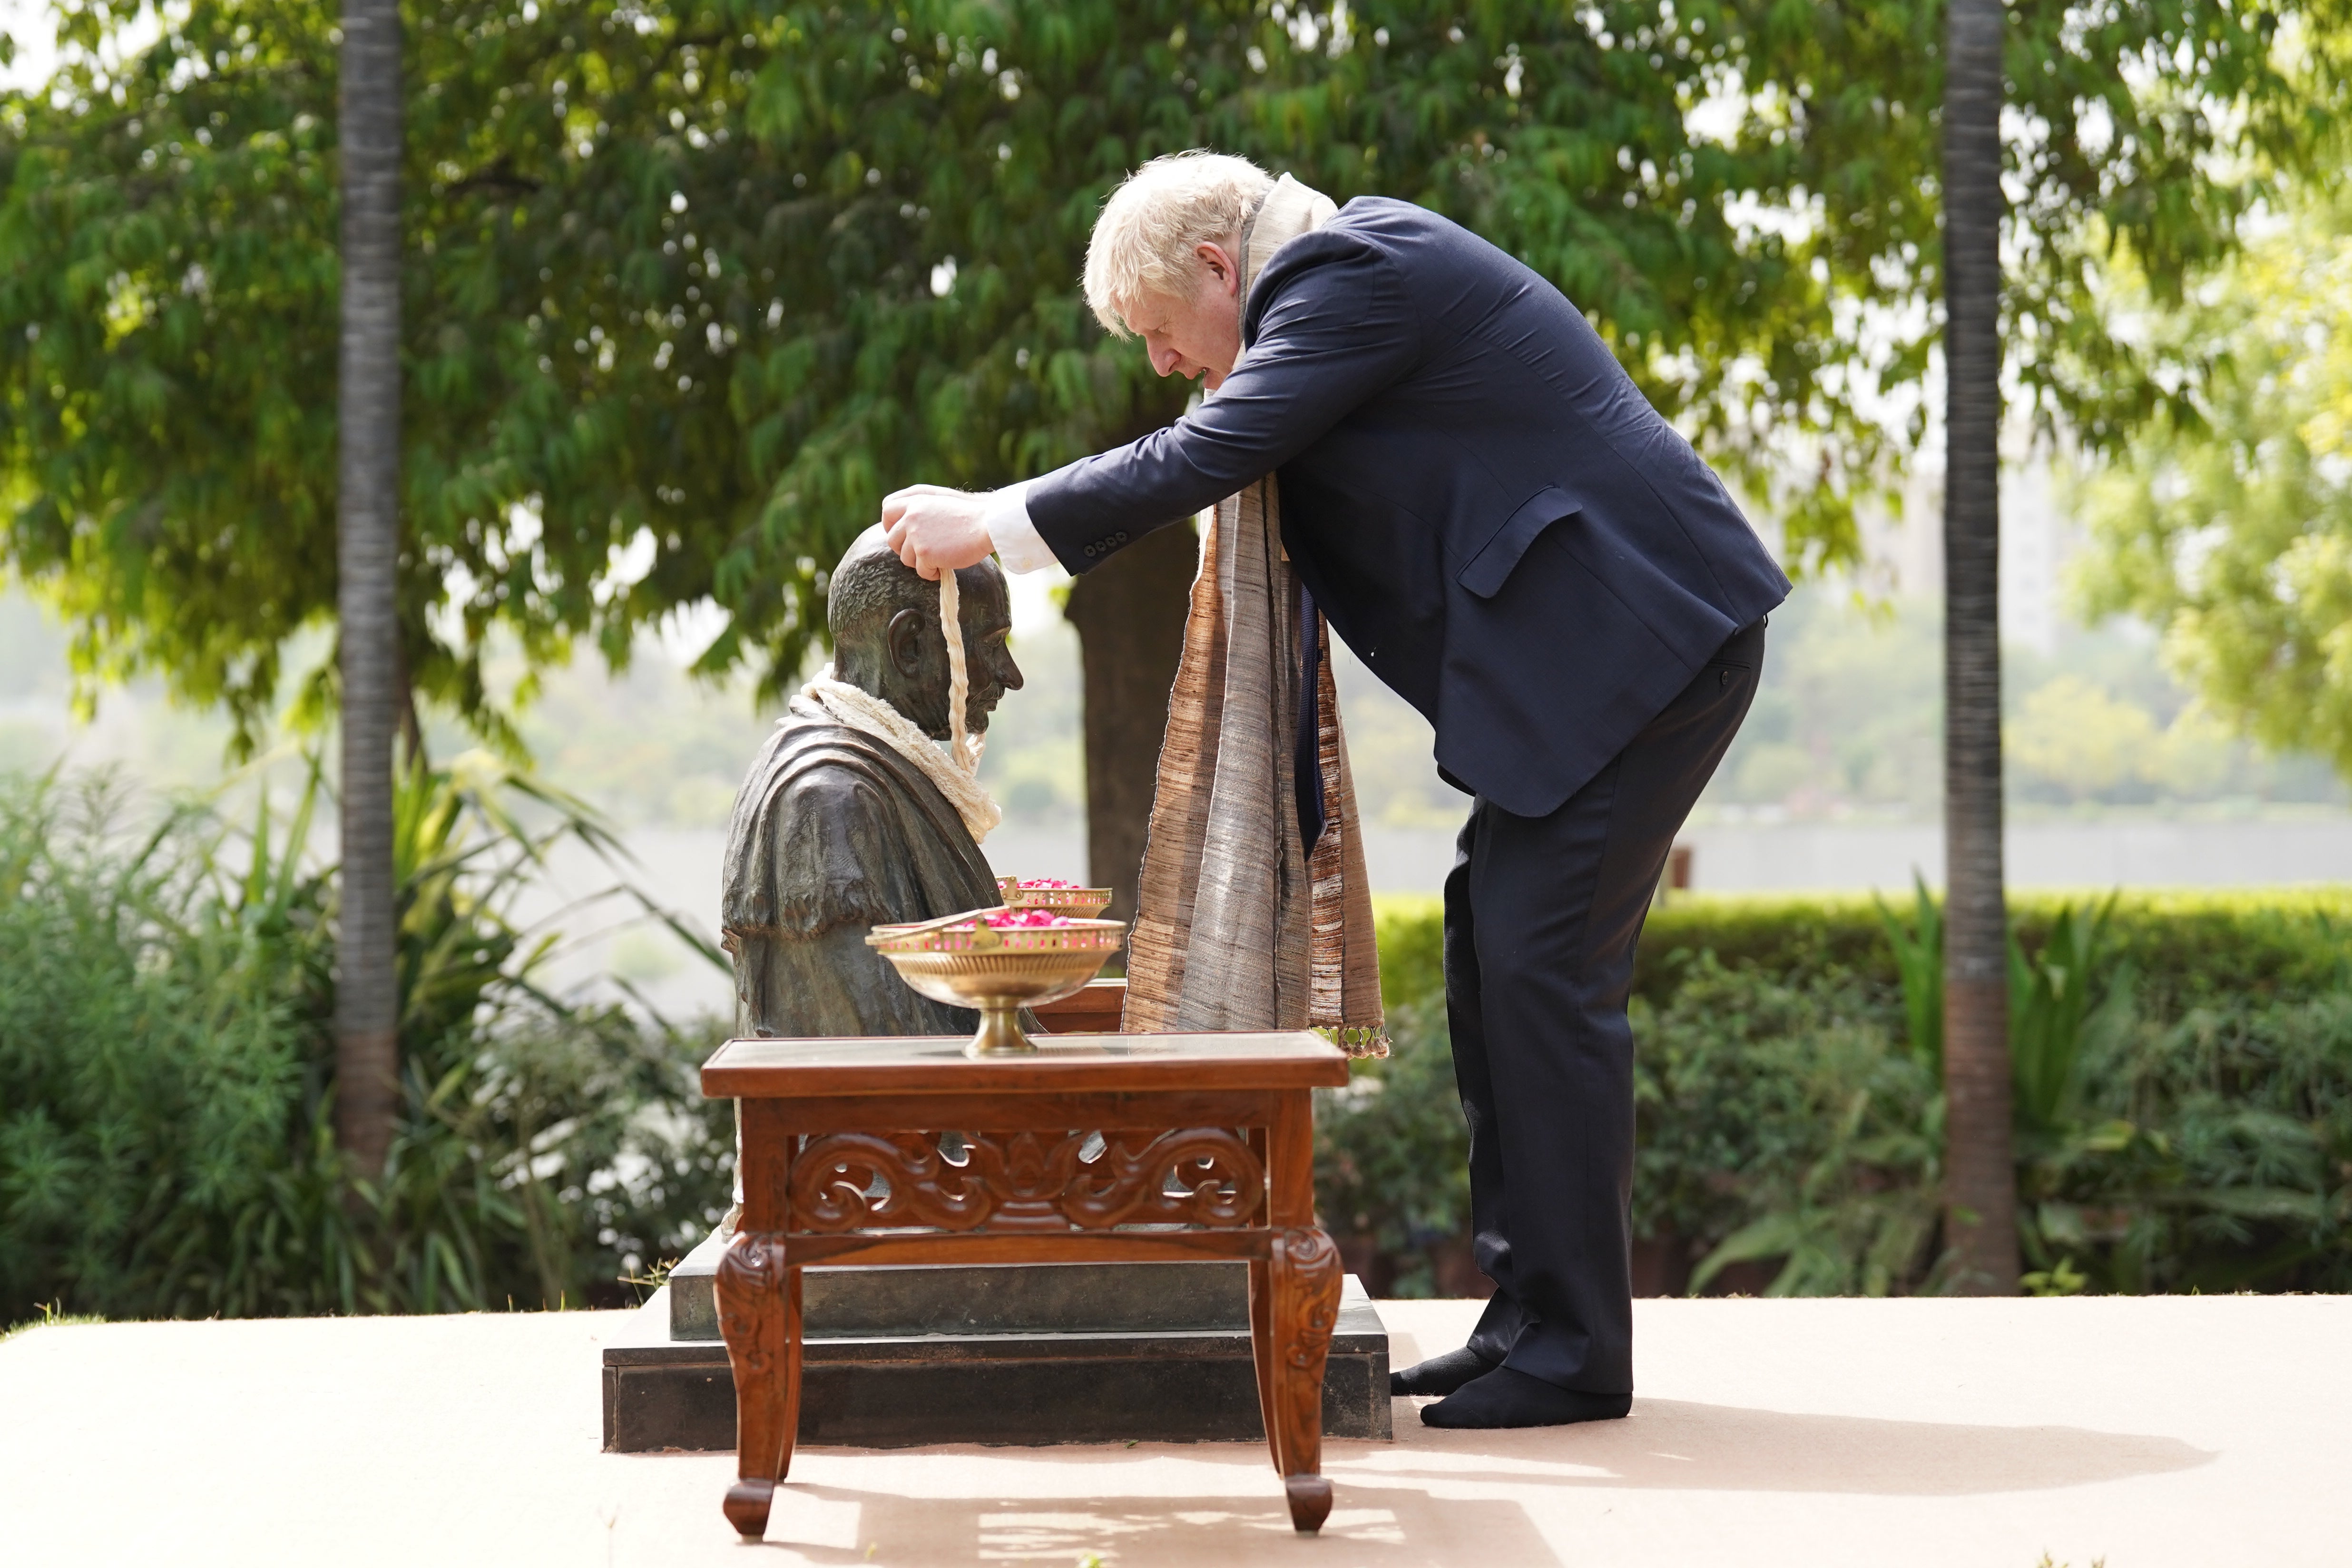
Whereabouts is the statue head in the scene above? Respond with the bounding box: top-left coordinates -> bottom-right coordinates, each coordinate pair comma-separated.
828,525 -> 1023,738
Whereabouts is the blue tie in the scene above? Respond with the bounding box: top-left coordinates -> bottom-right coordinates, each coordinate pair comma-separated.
1294,582 -> 1328,853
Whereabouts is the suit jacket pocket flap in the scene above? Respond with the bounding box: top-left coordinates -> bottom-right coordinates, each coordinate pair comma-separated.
1459,486 -> 1584,599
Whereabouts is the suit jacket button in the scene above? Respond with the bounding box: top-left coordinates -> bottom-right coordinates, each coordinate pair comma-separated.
1115,530 -> 1129,543
1083,544 -> 1098,558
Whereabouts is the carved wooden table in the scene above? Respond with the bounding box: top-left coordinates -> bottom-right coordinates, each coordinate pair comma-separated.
701,1030 -> 1352,1539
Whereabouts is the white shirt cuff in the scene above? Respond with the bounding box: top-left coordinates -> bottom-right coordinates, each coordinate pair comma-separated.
981,479 -> 1060,574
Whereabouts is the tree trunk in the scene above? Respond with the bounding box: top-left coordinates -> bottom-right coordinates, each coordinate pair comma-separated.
334,0 -> 404,1180
1064,522 -> 1197,927
1940,0 -> 2018,1294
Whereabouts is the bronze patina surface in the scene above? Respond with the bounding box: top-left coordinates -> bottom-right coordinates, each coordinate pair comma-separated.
718,529 -> 1022,1039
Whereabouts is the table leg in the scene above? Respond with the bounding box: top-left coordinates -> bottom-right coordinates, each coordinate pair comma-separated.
716,1230 -> 802,1540
1266,1225 -> 1342,1533
1247,1257 -> 1278,1470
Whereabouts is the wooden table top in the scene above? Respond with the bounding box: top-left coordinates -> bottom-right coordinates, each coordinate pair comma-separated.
702,1030 -> 1350,1098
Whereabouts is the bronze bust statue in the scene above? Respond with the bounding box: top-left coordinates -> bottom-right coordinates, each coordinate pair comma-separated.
719,527 -> 1024,1037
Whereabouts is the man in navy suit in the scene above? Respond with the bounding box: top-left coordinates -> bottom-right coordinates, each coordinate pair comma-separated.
885,153 -> 1788,1429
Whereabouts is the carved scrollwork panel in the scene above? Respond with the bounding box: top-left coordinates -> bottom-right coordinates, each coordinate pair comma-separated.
1264,1224 -> 1344,1491
715,1230 -> 797,1495
1064,1129 -> 1267,1228
950,1129 -> 1100,1229
789,1132 -> 995,1232
715,1231 -> 789,1380
786,1127 -> 1268,1234
1275,1226 -> 1343,1372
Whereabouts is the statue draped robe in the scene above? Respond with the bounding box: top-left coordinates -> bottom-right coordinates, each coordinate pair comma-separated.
720,716 -> 1002,1038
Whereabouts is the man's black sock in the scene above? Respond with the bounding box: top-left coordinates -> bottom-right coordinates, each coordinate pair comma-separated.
1420,1366 -> 1632,1430
1388,1345 -> 1498,1397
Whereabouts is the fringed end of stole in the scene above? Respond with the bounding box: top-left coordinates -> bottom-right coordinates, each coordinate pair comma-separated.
1313,1022 -> 1391,1060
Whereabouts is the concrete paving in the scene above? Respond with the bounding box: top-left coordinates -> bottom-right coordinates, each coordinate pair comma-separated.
4,1295 -> 2346,1566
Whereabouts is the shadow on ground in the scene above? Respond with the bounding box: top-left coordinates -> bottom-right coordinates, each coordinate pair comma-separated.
1371,1395 -> 2214,1495
651,1395 -> 2207,1562
750,1483 -> 1558,1566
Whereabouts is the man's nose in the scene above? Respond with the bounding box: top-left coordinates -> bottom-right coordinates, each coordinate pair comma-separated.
1149,341 -> 1180,377
998,650 -> 1025,692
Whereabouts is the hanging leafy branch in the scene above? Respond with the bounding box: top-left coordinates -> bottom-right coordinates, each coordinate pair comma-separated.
2073,170 -> 2352,781
3,0 -> 2344,751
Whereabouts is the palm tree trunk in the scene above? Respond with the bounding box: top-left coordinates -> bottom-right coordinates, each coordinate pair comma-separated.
1940,0 -> 2018,1294
334,0 -> 403,1180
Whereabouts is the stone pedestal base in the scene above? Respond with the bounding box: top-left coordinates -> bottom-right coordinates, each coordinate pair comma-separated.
601,1231 -> 1392,1451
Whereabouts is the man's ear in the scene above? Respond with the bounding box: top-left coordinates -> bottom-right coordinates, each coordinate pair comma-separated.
1197,240 -> 1240,296
884,607 -> 929,679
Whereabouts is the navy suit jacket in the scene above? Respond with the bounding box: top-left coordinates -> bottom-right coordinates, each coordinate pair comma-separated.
1028,197 -> 1790,817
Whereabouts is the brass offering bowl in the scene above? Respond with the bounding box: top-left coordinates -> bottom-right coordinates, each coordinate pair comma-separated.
867,907 -> 1126,1057
994,877 -> 1114,920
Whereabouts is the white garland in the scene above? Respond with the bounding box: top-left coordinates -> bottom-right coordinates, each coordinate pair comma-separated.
789,664 -> 1002,845
936,565 -> 980,777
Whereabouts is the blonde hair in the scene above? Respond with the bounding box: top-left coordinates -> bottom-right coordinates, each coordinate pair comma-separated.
1082,151 -> 1274,338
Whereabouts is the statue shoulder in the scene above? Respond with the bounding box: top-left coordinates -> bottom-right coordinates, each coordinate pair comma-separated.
771,746 -> 892,809
722,723 -> 922,936
735,720 -> 906,821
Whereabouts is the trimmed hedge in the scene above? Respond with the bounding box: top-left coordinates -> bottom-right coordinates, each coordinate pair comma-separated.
1320,889 -> 2352,1297
1634,889 -> 2352,1016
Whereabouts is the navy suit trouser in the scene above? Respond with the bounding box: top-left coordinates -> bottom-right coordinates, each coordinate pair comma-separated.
1446,616 -> 1766,1392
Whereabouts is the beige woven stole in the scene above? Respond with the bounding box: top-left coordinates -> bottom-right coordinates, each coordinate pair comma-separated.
1122,479 -> 1386,1052
1307,634 -> 1383,1048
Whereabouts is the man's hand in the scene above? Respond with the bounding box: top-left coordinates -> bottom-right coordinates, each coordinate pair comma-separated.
882,485 -> 996,580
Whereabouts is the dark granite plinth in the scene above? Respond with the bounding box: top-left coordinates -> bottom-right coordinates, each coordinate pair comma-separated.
601,1234 -> 1392,1451
664,1226 -> 1257,1342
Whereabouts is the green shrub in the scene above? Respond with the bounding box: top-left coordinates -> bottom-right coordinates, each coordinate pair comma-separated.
1635,954 -> 1938,1296
0,764 -> 734,1325
1314,994 -> 1471,1296
1344,888 -> 2352,1296
1,773 -> 321,1318
2020,988 -> 2352,1294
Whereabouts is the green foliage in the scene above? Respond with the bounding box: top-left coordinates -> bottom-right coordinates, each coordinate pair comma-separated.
1695,587 -> 2346,816
2008,896 -> 2131,1137
1635,892 -> 1902,1001
1875,883 -> 2138,1135
8,0 -> 2345,752
2017,987 -> 2352,1295
2074,176 -> 2352,783
1639,889 -> 2352,1024
1367,892 -> 1445,1009
1313,995 -> 1471,1297
2,769 -> 323,1316
1639,955 -> 1940,1296
0,1301 -> 107,1343
1875,873 -> 1943,1075
1348,890 -> 2352,1296
12,786 -> 2350,1313
2007,676 -> 2164,804
1710,590 -> 1947,813
0,763 -> 732,1322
